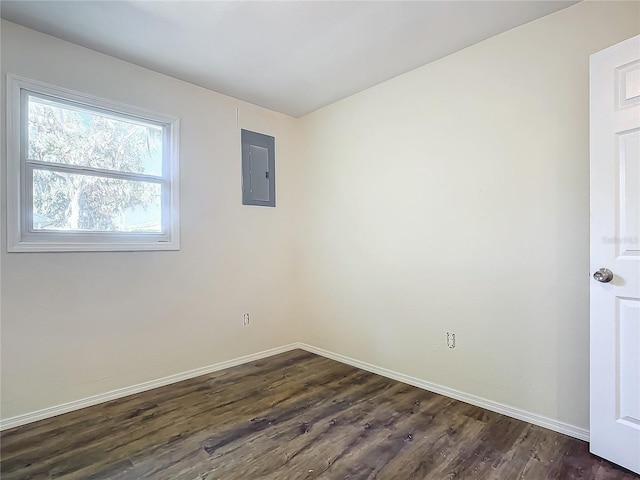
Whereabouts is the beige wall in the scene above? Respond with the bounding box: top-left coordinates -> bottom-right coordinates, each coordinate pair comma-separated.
297,1 -> 640,430
0,21 -> 302,419
2,1 -> 639,432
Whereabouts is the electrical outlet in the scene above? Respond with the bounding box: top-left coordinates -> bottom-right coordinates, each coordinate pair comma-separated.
243,313 -> 250,326
446,332 -> 456,349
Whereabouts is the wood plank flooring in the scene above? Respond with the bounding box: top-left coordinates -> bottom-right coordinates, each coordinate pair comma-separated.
1,349 -> 637,480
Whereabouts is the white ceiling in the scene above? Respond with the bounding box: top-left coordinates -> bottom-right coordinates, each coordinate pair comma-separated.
0,1 -> 577,117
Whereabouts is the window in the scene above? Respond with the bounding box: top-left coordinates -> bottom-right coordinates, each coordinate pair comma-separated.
6,75 -> 180,252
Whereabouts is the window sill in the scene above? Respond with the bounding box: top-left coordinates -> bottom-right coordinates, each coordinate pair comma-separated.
8,240 -> 181,253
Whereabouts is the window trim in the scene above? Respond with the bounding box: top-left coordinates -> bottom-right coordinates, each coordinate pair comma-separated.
6,74 -> 180,252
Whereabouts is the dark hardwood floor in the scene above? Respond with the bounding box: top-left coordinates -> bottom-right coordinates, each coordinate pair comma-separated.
1,349 -> 636,480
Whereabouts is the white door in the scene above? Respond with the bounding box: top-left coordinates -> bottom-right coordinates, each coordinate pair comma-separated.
590,34 -> 640,475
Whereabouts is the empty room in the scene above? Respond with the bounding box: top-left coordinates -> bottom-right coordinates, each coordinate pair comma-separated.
1,0 -> 639,479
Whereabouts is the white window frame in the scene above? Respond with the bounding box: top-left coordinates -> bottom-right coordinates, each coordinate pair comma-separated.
6,75 -> 180,252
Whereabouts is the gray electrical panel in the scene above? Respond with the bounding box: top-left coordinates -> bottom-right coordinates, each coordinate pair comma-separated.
241,129 -> 275,207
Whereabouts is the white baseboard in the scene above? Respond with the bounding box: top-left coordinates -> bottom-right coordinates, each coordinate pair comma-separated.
0,343 -> 300,431
1,342 -> 590,442
297,343 -> 590,442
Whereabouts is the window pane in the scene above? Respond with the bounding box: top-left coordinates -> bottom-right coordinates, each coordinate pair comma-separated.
28,96 -> 163,176
33,169 -> 162,233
